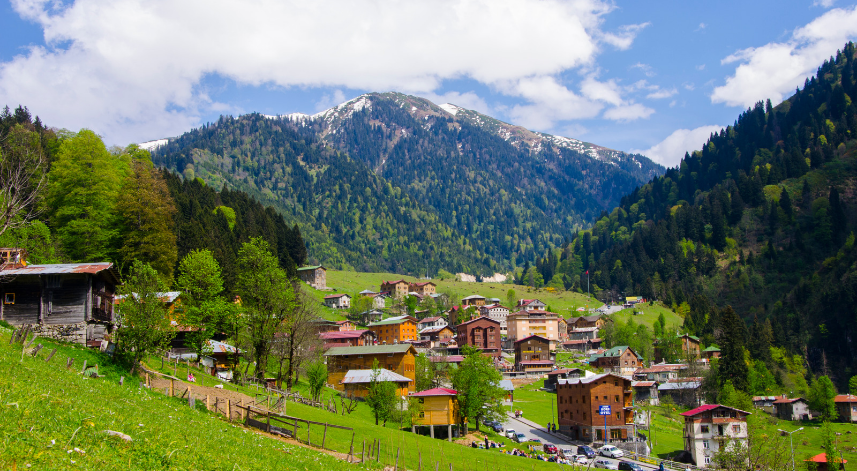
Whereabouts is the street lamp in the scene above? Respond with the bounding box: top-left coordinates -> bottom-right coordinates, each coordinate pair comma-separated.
778,427 -> 804,471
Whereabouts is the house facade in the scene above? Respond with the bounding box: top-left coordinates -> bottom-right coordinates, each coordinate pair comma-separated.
410,387 -> 461,440
516,299 -> 546,311
418,316 -> 448,330
360,310 -> 384,325
340,368 -> 412,397
455,316 -> 501,357
556,373 -> 635,443
568,326 -> 600,341
568,315 -> 609,330
367,316 -> 419,344
409,282 -> 436,296
297,265 -> 327,289
544,368 -> 587,391
323,293 -> 351,309
419,325 -> 455,347
461,295 -> 486,307
632,381 -> 659,405
506,309 -> 560,347
588,346 -> 641,375
0,250 -> 120,344
773,397 -> 812,421
835,394 -> 857,422
634,363 -> 684,382
324,344 -> 417,390
514,335 -> 553,373
380,280 -> 410,299
319,329 -> 376,347
478,304 -> 510,335
681,404 -> 750,468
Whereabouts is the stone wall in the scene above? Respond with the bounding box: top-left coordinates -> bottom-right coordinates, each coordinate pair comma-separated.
32,322 -> 88,344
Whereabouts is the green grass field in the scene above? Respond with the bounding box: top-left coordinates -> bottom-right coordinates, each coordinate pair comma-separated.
0,328 -> 594,471
609,303 -> 683,331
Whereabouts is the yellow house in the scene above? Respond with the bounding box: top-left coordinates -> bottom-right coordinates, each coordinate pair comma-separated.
324,344 -> 417,390
410,387 -> 462,441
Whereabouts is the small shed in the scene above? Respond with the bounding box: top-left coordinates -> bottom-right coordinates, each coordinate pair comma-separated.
340,368 -> 412,397
804,453 -> 847,471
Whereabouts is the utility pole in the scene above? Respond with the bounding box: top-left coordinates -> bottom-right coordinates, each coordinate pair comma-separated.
778,427 -> 803,471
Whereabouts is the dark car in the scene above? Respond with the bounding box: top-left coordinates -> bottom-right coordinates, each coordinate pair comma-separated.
543,443 -> 558,454
578,445 -> 597,459
618,462 -> 644,471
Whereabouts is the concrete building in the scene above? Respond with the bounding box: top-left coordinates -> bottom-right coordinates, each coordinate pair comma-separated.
297,265 -> 327,289
506,309 -> 560,347
455,316 -> 501,357
478,304 -> 510,336
367,316 -> 419,344
556,373 -> 634,443
323,293 -> 351,309
772,396 -> 812,421
681,404 -> 750,468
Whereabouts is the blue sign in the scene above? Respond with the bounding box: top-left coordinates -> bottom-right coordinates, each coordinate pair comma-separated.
598,405 -> 612,415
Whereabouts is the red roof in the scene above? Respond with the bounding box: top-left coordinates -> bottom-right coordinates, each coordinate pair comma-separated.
418,316 -> 442,324
430,355 -> 464,363
514,334 -> 550,344
773,397 -> 805,404
336,320 -> 352,325
519,360 -> 555,365
411,282 -> 436,287
381,280 -> 408,285
633,381 -> 656,387
319,330 -> 371,340
806,453 -> 847,464
410,387 -> 457,397
835,394 -> 857,403
456,316 -> 500,327
324,293 -> 350,299
680,404 -> 750,417
546,368 -> 581,376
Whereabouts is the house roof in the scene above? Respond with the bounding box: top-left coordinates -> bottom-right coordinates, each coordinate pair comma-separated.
381,279 -> 408,285
632,381 -> 656,387
368,316 -> 416,326
430,355 -> 464,363
418,316 -> 442,324
589,346 -> 638,362
514,334 -> 550,344
752,396 -> 778,401
206,339 -> 240,354
341,369 -> 412,384
410,387 -> 457,397
834,394 -> 857,403
805,453 -> 847,464
773,397 -> 806,404
571,327 -> 600,332
563,339 -> 603,345
0,262 -> 120,284
324,344 -> 415,356
411,282 -> 436,287
296,265 -> 325,271
635,364 -> 685,374
702,346 -> 721,352
461,294 -> 486,301
359,289 -> 377,294
546,368 -> 583,377
456,316 -> 500,327
419,326 -> 452,334
519,360 -> 554,366
659,381 -> 701,391
680,404 -> 750,417
324,293 -> 350,299
319,330 -> 372,340
499,379 -> 514,391
336,320 -> 352,325
557,373 -> 630,386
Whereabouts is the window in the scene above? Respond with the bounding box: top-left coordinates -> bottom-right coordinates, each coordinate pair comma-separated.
418,398 -> 424,404
3,293 -> 14,304
732,425 -> 741,433
704,457 -> 711,465
701,425 -> 709,434
703,440 -> 709,449
615,395 -> 619,402
419,412 -> 425,418
616,412 -> 621,420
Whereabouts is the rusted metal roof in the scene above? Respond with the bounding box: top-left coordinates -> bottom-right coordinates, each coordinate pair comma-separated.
206,339 -> 240,354
0,263 -> 119,283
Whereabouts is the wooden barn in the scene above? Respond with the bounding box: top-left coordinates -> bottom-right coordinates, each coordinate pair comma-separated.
0,248 -> 120,344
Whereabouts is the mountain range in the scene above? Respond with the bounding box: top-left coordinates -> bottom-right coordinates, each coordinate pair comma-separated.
149,92 -> 663,274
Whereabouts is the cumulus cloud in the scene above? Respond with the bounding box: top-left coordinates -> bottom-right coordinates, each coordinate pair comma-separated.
631,125 -> 723,167
711,5 -> 857,108
631,63 -> 656,77
602,103 -> 654,122
506,76 -> 603,130
646,88 -> 678,99
813,0 -> 835,7
0,0 -> 648,144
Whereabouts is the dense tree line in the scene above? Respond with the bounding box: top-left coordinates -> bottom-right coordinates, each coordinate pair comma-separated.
526,42 -> 857,390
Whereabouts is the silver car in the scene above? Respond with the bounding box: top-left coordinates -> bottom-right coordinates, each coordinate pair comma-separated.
594,458 -> 619,470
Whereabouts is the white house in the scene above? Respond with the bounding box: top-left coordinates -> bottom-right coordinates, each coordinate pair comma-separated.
417,316 -> 448,330
516,299 -> 547,311
478,304 -> 510,335
323,293 -> 351,309
681,404 -> 750,468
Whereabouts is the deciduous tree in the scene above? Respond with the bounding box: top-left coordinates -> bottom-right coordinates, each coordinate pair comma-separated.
452,345 -> 505,433
116,260 -> 175,373
176,249 -> 228,361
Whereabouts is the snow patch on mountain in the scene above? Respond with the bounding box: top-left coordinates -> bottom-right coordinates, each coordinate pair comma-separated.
138,138 -> 169,151
438,103 -> 461,116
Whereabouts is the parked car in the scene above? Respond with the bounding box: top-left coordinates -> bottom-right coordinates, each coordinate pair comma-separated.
578,445 -> 597,459
492,423 -> 504,433
573,455 -> 591,466
505,429 -> 517,439
599,445 -> 624,458
593,458 -> 619,469
514,433 -> 526,443
618,462 -> 644,471
529,438 -> 541,444
543,443 -> 558,454
558,447 -> 575,458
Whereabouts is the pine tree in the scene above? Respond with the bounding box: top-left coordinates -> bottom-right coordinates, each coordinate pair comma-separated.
716,306 -> 749,392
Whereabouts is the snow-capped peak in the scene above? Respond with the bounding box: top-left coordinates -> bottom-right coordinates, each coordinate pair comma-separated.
137,138 -> 169,151
438,103 -> 462,116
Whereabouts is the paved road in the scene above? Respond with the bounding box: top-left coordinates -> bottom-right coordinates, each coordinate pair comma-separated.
500,412 -> 662,470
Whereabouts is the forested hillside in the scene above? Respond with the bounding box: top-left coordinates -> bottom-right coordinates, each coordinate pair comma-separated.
150,93 -> 662,274
0,108 -> 303,294
526,42 -> 857,390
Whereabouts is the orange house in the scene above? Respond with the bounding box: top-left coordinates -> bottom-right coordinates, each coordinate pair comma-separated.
324,344 -> 417,392
368,316 -> 419,344
410,387 -> 463,441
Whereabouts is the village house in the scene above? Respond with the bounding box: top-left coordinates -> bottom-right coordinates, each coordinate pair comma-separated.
419,325 -> 455,348
199,339 -> 240,379
659,378 -> 704,408
514,335 -> 554,373
568,326 -> 600,341
297,265 -> 327,289
455,316 -> 501,357
478,304 -> 510,336
804,453 -> 848,471
380,280 -> 410,299
340,368 -> 413,398
834,394 -> 857,422
417,316 -> 448,330
516,299 -> 547,311
410,388 -> 462,441
752,396 -> 778,408
680,334 -> 701,358
557,316 -> 567,342
681,404 -> 751,468
360,310 -> 384,325
634,363 -> 685,382
556,373 -> 634,443
772,396 -> 812,421
359,290 -> 387,310
567,314 -> 610,330
335,320 -> 356,331
561,338 -> 603,352
324,344 -> 417,392
506,309 -> 560,348
0,248 -> 120,344
701,346 -> 721,360
319,329 -> 376,348
323,293 -> 351,309
408,282 -> 436,297
460,294 -> 486,307
632,381 -> 659,405
544,368 -> 589,391
367,316 -> 419,344
588,346 -> 641,375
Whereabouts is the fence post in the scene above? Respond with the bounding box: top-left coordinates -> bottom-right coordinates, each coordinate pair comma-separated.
361,439 -> 366,463
267,411 -> 271,433
146,373 -> 150,388
31,344 -> 43,357
45,348 -> 57,362
206,395 -> 211,411
24,333 -> 37,348
307,422 -> 311,446
348,431 -> 355,462
395,448 -> 400,471
80,359 -> 87,374
322,423 -> 328,450
169,379 -> 174,397
227,399 -> 231,422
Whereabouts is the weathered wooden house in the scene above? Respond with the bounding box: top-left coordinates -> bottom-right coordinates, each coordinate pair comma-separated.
0,248 -> 120,344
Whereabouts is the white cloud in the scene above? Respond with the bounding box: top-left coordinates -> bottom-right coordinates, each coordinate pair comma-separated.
646,88 -> 678,99
602,103 -> 654,122
505,76 -> 603,130
696,64 -> 706,71
631,125 -> 722,167
813,0 -> 835,8
630,63 -> 656,77
315,89 -> 347,112
711,5 -> 857,108
581,77 -> 624,106
695,23 -> 706,31
0,0 -> 646,144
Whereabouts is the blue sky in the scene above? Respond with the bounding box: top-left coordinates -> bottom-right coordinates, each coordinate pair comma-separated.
2,0 -> 857,167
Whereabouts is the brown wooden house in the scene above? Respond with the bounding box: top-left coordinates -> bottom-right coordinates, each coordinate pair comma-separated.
455,316 -> 501,357
514,335 -> 554,372
556,373 -> 634,443
1,248 -> 120,344
410,387 -> 462,441
324,344 -> 417,391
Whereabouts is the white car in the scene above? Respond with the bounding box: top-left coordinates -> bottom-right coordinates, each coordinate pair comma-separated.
505,429 -> 517,439
593,458 -> 619,469
573,455 -> 591,466
599,445 -> 624,458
